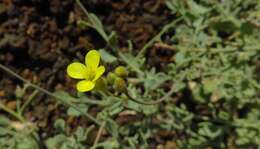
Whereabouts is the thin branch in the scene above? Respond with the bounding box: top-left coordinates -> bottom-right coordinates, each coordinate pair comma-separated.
93,121 -> 106,145
125,85 -> 176,105
136,17 -> 183,58
0,102 -> 25,122
20,90 -> 39,115
76,0 -> 90,19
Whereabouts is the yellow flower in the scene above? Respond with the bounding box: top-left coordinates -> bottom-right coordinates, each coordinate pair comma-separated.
67,50 -> 105,92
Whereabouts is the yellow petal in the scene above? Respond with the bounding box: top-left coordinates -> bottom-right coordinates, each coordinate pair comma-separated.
67,62 -> 87,79
93,66 -> 105,81
76,80 -> 95,92
85,50 -> 100,69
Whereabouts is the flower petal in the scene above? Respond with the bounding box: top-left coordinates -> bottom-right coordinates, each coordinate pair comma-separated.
93,66 -> 105,81
76,80 -> 95,92
85,50 -> 100,69
67,62 -> 87,79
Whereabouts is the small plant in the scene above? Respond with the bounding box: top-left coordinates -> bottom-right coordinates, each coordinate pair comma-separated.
66,48 -> 172,107
0,0 -> 259,148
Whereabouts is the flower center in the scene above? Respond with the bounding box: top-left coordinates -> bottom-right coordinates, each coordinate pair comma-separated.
85,67 -> 96,81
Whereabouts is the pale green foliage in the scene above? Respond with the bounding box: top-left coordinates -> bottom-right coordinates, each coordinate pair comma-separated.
0,0 -> 259,148
45,119 -> 92,149
0,116 -> 39,149
75,0 -> 260,148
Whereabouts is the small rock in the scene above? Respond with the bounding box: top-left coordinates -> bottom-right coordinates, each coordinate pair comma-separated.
165,140 -> 177,149
156,144 -> 164,149
0,90 -> 5,97
6,100 -> 17,110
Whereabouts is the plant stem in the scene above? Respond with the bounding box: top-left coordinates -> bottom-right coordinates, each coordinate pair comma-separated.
93,121 -> 106,146
72,98 -> 105,105
76,0 -> 90,18
20,90 -> 39,115
136,17 -> 183,58
125,85 -> 176,105
0,102 -> 25,122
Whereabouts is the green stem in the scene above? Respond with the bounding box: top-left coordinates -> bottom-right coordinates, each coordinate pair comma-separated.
125,85 -> 176,105
102,89 -> 114,97
0,102 -> 26,122
76,0 -> 91,19
20,90 -> 39,115
186,46 -> 260,53
0,64 -> 101,126
136,17 -> 183,58
72,98 -> 105,105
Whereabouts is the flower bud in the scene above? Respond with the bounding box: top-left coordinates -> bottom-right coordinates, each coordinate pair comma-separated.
114,66 -> 128,78
94,77 -> 107,91
107,72 -> 117,85
113,77 -> 127,93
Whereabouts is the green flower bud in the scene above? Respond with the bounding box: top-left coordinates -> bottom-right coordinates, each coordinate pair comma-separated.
107,72 -> 117,85
114,66 -> 128,78
94,77 -> 107,91
113,77 -> 127,93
